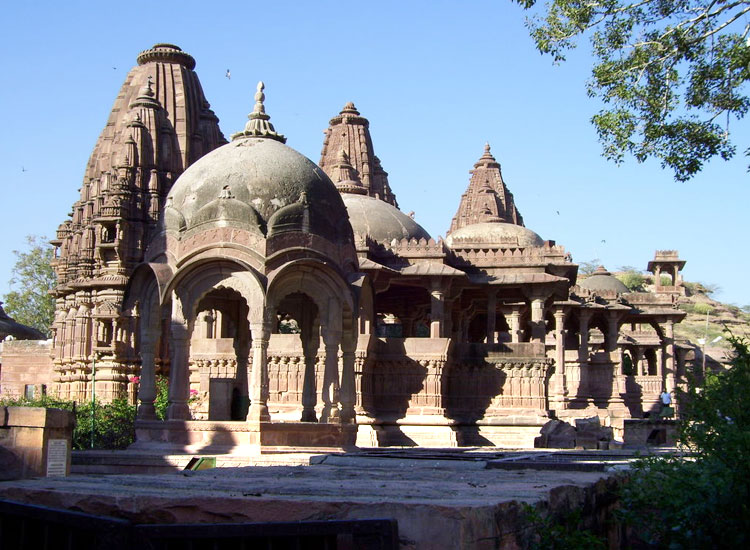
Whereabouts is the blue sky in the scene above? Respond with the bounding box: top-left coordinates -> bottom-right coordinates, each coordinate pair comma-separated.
1,0 -> 748,307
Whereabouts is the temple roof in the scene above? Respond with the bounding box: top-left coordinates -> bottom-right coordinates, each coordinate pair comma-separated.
319,103 -> 398,206
448,144 -> 524,234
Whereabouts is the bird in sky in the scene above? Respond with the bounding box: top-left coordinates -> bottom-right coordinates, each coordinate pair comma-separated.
226,69 -> 231,80
556,210 -> 560,215
601,239 -> 606,244
21,166 -> 27,172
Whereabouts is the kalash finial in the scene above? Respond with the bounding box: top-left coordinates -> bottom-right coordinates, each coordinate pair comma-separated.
231,81 -> 286,143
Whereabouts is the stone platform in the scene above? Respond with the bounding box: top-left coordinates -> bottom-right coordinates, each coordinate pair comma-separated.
0,449 -> 635,549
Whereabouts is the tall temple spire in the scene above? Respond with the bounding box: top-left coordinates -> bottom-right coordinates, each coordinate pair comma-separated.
49,44 -> 227,400
448,143 -> 524,234
231,81 -> 286,143
319,102 -> 398,207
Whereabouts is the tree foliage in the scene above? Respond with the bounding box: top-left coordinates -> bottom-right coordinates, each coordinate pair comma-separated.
616,269 -> 646,291
2,235 -> 55,336
618,335 -> 750,548
516,0 -> 750,180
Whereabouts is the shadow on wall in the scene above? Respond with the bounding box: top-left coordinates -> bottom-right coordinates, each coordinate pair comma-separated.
443,343 -> 507,446
360,338 -> 427,446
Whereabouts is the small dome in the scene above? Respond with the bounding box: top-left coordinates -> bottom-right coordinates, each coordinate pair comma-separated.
579,266 -> 630,294
341,194 -> 431,243
445,222 -> 544,249
164,138 -> 351,244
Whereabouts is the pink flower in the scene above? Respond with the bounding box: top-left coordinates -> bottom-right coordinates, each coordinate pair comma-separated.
129,375 -> 140,384
189,389 -> 198,396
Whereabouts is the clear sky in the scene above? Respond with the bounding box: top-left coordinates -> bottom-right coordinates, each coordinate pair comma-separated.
1,0 -> 748,307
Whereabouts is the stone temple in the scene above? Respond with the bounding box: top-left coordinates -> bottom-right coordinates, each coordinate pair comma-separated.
4,44 -> 692,451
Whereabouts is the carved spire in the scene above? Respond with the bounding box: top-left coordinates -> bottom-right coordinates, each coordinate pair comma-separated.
231,82 -> 286,143
448,143 -> 525,234
331,149 -> 367,195
320,102 -> 398,207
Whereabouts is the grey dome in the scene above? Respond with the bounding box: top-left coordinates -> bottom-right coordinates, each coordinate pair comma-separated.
445,222 -> 544,249
579,266 -> 630,294
341,194 -> 431,243
164,138 -> 351,243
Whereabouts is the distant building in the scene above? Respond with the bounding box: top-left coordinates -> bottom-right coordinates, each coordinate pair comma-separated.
7,45 -> 692,450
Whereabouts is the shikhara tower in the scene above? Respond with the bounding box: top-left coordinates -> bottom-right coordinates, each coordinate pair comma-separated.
50,44 -> 225,400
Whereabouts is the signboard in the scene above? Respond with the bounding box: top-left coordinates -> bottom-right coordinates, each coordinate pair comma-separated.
46,439 -> 68,477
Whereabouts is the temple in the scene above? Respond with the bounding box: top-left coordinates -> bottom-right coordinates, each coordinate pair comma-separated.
4,45 -> 693,451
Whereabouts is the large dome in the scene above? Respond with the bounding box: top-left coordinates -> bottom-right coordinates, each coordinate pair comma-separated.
342,194 -> 431,243
164,137 -> 352,243
578,266 -> 630,294
445,222 -> 544,249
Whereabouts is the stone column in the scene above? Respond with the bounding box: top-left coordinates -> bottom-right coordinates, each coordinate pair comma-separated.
509,308 -> 522,343
553,308 -> 567,403
607,314 -> 619,353
320,327 -> 342,423
340,330 -> 357,424
634,348 -> 644,376
430,280 -> 444,338
578,311 -> 591,364
167,297 -> 191,420
300,327 -> 319,422
664,319 -> 676,397
529,298 -> 546,343
137,334 -> 157,420
486,290 -> 497,344
248,321 -> 271,422
654,265 -> 662,290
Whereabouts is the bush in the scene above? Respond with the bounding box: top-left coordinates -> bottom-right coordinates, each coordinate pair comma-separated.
618,335 -> 750,548
0,394 -> 136,450
616,271 -> 646,292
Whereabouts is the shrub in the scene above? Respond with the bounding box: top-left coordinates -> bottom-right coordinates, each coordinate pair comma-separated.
0,394 -> 136,450
618,335 -> 750,548
616,271 -> 646,292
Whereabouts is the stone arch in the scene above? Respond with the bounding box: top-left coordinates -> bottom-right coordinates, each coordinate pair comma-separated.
160,259 -> 266,421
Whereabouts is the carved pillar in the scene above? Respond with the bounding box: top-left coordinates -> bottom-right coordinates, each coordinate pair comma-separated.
553,308 -> 567,404
340,329 -> 357,423
634,348 -> 644,376
137,333 -> 157,419
167,297 -> 191,420
529,298 -> 546,343
300,322 -> 319,422
607,313 -> 619,353
578,311 -> 591,363
430,280 -> 444,338
509,308 -> 522,343
248,320 -> 271,422
321,327 -> 342,423
486,290 -> 497,344
664,319 -> 676,397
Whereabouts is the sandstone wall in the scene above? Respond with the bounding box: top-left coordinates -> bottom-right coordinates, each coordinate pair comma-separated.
0,340 -> 53,398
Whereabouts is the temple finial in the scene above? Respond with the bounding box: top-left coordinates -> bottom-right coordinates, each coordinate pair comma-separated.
231,81 -> 286,143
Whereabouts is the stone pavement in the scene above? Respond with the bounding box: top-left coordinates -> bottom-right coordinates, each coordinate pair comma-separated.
0,449 -> 630,549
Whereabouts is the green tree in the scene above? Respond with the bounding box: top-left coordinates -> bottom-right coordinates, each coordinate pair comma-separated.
616,269 -> 645,291
2,235 -> 56,335
515,0 -> 750,181
618,335 -> 750,547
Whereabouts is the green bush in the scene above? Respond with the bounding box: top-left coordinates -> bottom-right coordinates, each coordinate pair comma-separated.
692,302 -> 714,315
522,504 -> 606,550
0,394 -> 136,450
618,335 -> 750,548
616,271 -> 646,292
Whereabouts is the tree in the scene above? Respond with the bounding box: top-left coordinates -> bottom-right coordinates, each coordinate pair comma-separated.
2,235 -> 56,336
578,257 -> 601,275
515,0 -> 750,181
616,269 -> 646,291
618,335 -> 750,547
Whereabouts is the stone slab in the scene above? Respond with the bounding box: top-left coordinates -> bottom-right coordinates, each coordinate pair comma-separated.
0,452 -> 623,549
